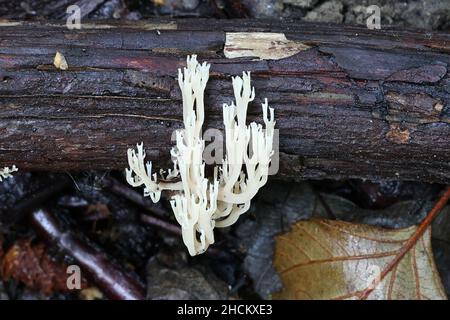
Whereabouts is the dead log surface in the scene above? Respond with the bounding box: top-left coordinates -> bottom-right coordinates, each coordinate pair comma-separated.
1,19 -> 450,183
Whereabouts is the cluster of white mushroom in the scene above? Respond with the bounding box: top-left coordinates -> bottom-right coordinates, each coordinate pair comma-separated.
126,55 -> 275,256
0,165 -> 18,182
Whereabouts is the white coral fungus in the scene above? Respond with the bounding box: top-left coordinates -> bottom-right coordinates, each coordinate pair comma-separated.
0,165 -> 18,182
126,55 -> 275,256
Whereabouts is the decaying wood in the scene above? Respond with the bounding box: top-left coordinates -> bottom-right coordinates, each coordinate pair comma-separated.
0,19 -> 450,183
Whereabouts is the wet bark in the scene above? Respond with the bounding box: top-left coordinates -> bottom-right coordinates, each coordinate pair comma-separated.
0,19 -> 450,183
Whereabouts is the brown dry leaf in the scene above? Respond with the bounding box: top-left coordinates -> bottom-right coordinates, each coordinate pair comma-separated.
273,219 -> 447,300
1,239 -> 87,295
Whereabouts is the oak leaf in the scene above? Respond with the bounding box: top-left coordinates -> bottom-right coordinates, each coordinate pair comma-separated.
273,219 -> 447,300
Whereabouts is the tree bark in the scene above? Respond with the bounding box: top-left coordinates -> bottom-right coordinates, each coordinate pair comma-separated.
0,19 -> 449,183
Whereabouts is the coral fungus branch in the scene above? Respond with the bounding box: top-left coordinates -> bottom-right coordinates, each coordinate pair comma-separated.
126,55 -> 275,255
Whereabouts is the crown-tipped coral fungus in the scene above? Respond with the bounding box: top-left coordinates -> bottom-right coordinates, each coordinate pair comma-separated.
126,55 -> 275,255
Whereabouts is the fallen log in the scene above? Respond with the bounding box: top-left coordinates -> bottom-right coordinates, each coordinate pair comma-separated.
0,19 -> 450,183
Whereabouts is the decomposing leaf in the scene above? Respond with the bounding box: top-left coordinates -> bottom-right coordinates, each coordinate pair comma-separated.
274,219 -> 447,300
237,181 -> 441,298
0,239 -> 87,295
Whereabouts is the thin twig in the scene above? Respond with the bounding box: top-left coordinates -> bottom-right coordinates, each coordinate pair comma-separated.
140,214 -> 181,236
102,177 -> 167,217
31,208 -> 146,300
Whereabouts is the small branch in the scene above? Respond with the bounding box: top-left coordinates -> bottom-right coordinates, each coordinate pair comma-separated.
102,177 -> 167,217
140,214 -> 181,237
30,208 -> 146,300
